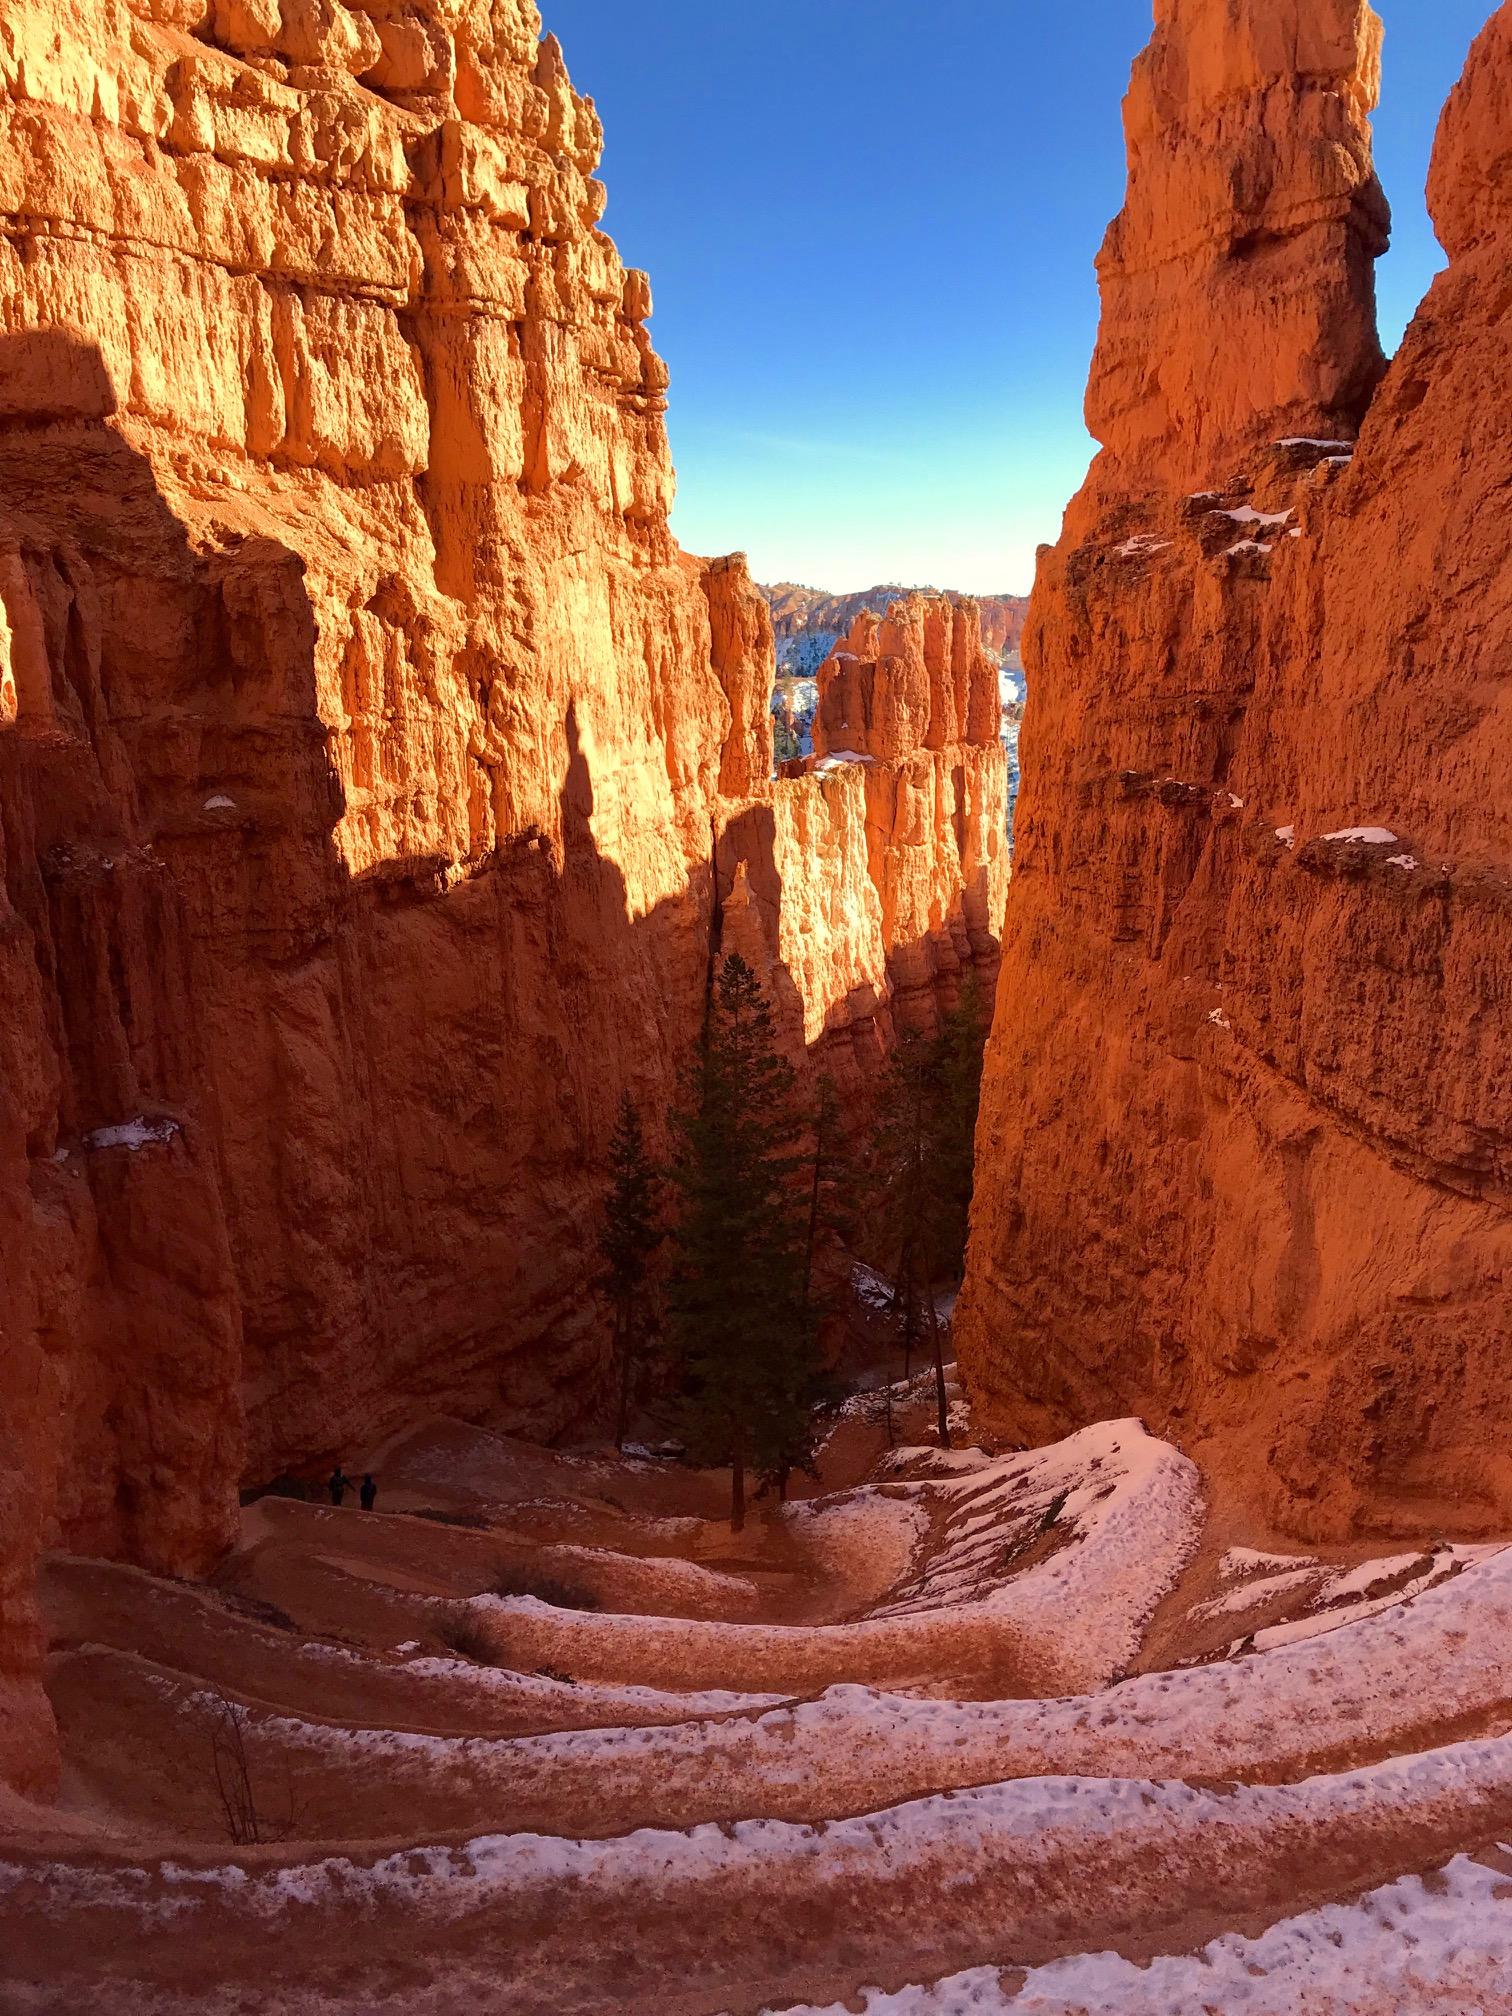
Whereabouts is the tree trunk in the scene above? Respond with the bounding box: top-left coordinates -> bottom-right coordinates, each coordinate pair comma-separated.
802,1123 -> 823,1319
901,1257 -> 916,1382
925,1284 -> 951,1449
730,1427 -> 746,1533
614,1301 -> 631,1451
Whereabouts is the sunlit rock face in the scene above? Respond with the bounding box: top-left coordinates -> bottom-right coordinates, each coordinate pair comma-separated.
957,0 -> 1512,1543
806,593 -> 1008,1032
0,2 -> 1009,1796
0,0 -> 761,1792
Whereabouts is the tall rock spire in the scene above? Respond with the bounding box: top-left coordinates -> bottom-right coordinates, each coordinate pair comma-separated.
1082,0 -> 1389,506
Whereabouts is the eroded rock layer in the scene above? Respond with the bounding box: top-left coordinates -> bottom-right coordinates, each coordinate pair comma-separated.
957,0 -> 1512,1542
0,0 -> 1008,1796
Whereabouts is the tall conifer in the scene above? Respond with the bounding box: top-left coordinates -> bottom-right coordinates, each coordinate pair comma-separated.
668,954 -> 823,1527
599,1093 -> 663,1449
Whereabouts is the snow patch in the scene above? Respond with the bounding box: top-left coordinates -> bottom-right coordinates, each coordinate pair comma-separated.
82,1116 -> 181,1153
1321,827 -> 1399,845
776,1851 -> 1512,2014
1218,506 -> 1294,527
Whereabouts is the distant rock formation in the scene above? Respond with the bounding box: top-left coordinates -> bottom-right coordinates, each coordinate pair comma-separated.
0,0 -> 1007,1796
802,593 -> 1009,1031
957,0 -> 1512,1542
762,583 -> 1029,674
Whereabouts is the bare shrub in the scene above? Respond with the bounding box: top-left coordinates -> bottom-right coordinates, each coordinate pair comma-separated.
436,1607 -> 499,1664
487,1565 -> 600,1612
219,1589 -> 299,1634
200,1686 -> 300,1846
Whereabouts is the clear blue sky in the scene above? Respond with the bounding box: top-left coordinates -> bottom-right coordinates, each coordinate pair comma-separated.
544,2 -> 1485,595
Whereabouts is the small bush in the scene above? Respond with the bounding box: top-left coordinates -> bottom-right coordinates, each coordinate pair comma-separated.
219,1590 -> 300,1634
486,1566 -> 600,1612
436,1607 -> 498,1665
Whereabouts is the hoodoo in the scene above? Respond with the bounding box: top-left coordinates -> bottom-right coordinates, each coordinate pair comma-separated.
957,0 -> 1512,1540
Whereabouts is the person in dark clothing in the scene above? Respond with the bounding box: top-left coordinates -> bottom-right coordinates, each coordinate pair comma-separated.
328,1467 -> 352,1507
359,1475 -> 377,1512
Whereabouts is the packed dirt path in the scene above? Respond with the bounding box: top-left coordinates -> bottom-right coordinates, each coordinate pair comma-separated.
7,1371 -> 1512,2013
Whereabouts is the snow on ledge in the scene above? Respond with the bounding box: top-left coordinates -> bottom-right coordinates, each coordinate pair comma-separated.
1321,827 -> 1399,846
777,1852 -> 1512,2013
82,1116 -> 181,1153
811,750 -> 875,773
1218,506 -> 1294,527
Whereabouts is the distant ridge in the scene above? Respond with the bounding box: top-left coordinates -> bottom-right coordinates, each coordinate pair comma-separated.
760,582 -> 1029,667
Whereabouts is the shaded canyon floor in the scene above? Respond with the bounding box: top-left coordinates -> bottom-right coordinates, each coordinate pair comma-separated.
6,1374 -> 1512,2011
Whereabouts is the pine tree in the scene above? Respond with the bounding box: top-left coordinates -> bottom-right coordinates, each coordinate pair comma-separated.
802,1071 -> 854,1319
935,973 -> 989,1278
599,1094 -> 664,1450
668,954 -> 824,1528
869,1027 -> 954,1449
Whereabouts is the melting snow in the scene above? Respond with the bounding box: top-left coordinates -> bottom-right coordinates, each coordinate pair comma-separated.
1275,437 -> 1354,452
1387,853 -> 1419,872
1219,506 -> 1294,527
1220,1546 -> 1316,1581
778,1852 -> 1512,2013
811,750 -> 874,773
1189,1566 -> 1322,1623
1275,825 -> 1296,848
203,793 -> 236,811
82,1117 -> 180,1153
1322,827 -> 1399,845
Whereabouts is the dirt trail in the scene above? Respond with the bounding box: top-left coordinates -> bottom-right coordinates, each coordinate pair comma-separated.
7,1378 -> 1512,2013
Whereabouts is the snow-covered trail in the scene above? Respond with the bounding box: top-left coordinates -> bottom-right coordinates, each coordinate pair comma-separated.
9,1385 -> 1512,2011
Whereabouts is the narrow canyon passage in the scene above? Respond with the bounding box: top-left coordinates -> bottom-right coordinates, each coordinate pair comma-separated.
1,0 -> 1509,2006
9,1378 -> 1512,2011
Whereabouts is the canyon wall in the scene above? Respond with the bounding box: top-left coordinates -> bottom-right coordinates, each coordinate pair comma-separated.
0,0 -> 1006,1793
958,0 -> 1512,1542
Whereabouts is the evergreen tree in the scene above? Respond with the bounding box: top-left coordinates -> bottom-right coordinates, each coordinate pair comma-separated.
599,1094 -> 663,1450
668,954 -> 824,1528
934,973 -> 989,1278
869,1027 -> 954,1449
802,1071 -> 854,1320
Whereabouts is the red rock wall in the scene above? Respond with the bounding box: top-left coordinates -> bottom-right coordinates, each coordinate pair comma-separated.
957,0 -> 1512,1544
0,4 -> 1009,1794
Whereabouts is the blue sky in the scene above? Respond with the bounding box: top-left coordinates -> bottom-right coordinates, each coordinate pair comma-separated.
544,2 -> 1486,595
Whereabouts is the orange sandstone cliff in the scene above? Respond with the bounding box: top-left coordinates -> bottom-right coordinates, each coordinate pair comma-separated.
806,593 -> 1007,1033
0,0 -> 1006,1794
957,0 -> 1512,1542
